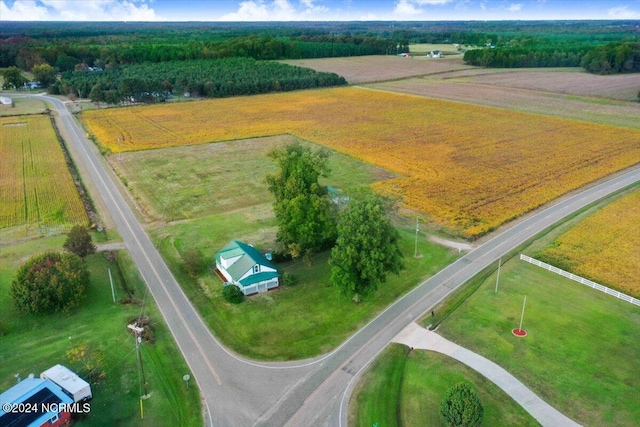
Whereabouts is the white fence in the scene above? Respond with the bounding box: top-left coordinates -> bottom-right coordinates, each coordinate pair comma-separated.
520,254 -> 640,307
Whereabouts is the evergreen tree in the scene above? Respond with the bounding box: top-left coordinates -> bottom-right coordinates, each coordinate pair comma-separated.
63,225 -> 96,259
439,383 -> 484,427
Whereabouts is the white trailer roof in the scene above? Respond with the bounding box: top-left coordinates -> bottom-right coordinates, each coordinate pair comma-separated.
40,364 -> 90,395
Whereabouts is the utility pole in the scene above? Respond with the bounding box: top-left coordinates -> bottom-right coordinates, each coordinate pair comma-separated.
494,258 -> 502,293
108,268 -> 116,303
414,218 -> 419,258
128,323 -> 149,419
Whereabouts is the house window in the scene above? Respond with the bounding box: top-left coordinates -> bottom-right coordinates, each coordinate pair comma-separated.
253,264 -> 260,274
49,413 -> 60,424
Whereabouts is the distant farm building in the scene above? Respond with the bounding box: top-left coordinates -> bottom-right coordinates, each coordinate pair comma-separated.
0,96 -> 13,106
0,377 -> 73,427
215,240 -> 280,296
428,50 -> 442,58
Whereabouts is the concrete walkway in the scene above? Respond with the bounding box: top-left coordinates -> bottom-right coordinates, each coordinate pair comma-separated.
393,322 -> 581,427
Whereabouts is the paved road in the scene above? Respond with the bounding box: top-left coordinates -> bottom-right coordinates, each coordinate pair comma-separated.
35,94 -> 640,427
394,323 -> 581,426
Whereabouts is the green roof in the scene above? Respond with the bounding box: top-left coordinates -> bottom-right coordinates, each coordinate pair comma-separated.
214,240 -> 278,285
239,271 -> 280,287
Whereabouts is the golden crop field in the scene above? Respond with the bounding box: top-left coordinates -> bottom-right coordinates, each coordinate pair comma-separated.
0,115 -> 87,233
538,188 -> 640,297
82,87 -> 640,238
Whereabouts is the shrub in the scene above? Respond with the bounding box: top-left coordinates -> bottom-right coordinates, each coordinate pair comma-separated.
439,382 -> 484,427
282,272 -> 297,287
10,252 -> 89,314
222,284 -> 244,304
63,225 -> 96,259
182,247 -> 206,277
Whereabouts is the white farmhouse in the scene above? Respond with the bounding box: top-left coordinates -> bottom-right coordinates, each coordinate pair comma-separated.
214,240 -> 280,296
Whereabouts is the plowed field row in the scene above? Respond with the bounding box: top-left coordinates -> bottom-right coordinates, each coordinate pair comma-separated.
0,115 -> 87,233
82,87 -> 640,238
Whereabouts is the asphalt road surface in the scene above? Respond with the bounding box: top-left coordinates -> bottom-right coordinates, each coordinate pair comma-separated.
35,94 -> 640,427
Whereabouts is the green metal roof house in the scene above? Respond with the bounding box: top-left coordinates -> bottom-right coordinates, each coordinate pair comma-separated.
214,240 -> 280,296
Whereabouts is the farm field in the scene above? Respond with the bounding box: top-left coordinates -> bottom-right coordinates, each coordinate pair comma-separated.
0,237 -> 201,426
83,87 -> 640,238
536,186 -> 640,297
0,96 -> 49,116
0,115 -> 88,237
109,135 -> 395,222
439,68 -> 640,101
367,78 -> 640,129
278,55 -> 474,84
428,257 -> 640,426
349,344 -> 539,427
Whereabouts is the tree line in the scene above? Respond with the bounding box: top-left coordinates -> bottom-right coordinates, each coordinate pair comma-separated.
0,33 -> 406,70
53,57 -> 346,103
464,41 -> 639,74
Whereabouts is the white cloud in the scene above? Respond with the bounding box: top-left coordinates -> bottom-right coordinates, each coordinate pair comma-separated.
220,0 -> 330,21
0,0 -> 157,21
507,3 -> 522,12
392,0 -> 454,18
608,5 -> 640,19
0,0 -> 49,20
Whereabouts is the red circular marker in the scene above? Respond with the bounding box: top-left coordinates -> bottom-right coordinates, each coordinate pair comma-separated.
512,328 -> 527,337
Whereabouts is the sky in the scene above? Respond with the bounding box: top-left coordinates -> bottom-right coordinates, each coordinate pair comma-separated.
1,0 -> 640,21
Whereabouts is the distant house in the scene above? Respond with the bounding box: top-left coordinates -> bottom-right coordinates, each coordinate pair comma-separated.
428,50 -> 442,58
0,377 -> 73,427
214,240 -> 280,296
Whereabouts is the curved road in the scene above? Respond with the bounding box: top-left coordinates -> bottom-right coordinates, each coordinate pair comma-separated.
37,94 -> 640,426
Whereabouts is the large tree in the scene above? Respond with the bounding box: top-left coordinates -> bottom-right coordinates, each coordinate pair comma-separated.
31,63 -> 57,88
10,252 -> 89,314
1,66 -> 26,89
63,225 -> 96,259
265,142 -> 337,259
439,383 -> 484,427
330,192 -> 403,301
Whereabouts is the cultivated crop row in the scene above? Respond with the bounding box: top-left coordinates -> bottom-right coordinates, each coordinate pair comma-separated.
537,188 -> 640,297
0,115 -> 87,233
82,87 -> 640,238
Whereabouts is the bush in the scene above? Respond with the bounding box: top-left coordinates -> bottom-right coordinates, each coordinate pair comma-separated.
439,382 -> 484,427
10,252 -> 89,314
282,272 -> 297,287
63,225 -> 96,259
182,247 -> 206,277
222,284 -> 244,304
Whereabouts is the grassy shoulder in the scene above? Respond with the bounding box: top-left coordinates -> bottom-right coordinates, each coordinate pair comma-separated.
427,257 -> 640,427
151,211 -> 457,360
349,344 -> 539,427
0,237 -> 200,427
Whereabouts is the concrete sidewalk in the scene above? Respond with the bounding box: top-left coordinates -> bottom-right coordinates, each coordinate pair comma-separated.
393,322 -> 581,427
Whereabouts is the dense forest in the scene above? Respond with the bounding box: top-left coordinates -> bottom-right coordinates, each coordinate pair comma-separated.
54,57 -> 347,102
464,41 -> 640,73
1,20 -> 638,101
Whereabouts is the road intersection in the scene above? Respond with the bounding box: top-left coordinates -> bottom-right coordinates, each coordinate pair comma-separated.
37,94 -> 640,426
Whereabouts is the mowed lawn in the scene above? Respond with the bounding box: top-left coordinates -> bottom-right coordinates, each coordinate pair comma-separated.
349,344 -> 539,427
151,211 -> 457,360
537,186 -> 640,297
430,258 -> 640,426
0,237 -> 200,426
109,135 -> 395,221
82,86 -> 640,238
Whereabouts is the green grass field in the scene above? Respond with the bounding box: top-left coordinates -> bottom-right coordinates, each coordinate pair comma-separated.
110,135 -> 395,222
151,213 -> 457,360
0,96 -> 49,116
349,344 -> 539,427
0,237 -> 200,426
427,257 -> 640,426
